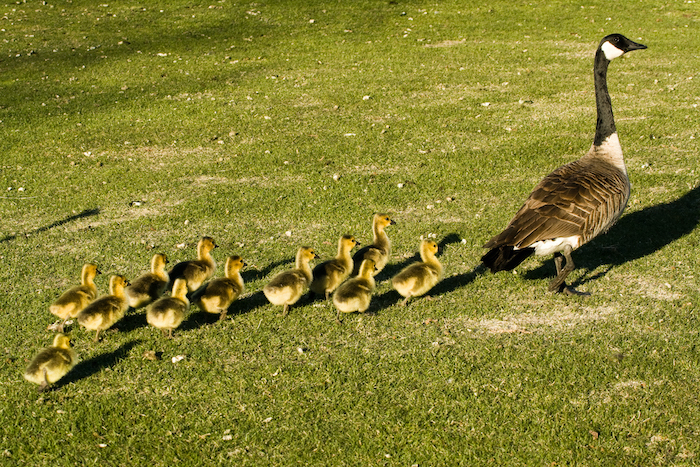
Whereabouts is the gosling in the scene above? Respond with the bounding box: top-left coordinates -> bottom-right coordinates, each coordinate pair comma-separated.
391,239 -> 443,306
332,259 -> 376,323
263,246 -> 319,316
194,255 -> 245,321
76,275 -> 130,342
310,235 -> 360,299
352,213 -> 395,275
169,236 -> 217,292
125,253 -> 169,309
24,333 -> 78,392
146,278 -> 189,338
49,263 -> 100,333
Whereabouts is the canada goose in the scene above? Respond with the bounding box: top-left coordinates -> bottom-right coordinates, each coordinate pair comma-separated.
24,333 -> 78,392
332,259 -> 376,322
76,275 -> 130,342
194,255 -> 245,321
481,34 -> 646,295
263,246 -> 319,316
391,239 -> 443,306
146,278 -> 189,338
125,253 -> 169,309
351,213 -> 395,275
310,235 -> 360,299
168,236 -> 217,292
49,263 -> 100,333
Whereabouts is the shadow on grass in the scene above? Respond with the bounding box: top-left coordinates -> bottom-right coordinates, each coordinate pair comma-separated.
376,232 -> 465,282
242,257 -> 294,283
523,183 -> 700,287
180,290 -> 269,331
0,207 -> 100,243
56,339 -> 141,389
114,310 -> 148,334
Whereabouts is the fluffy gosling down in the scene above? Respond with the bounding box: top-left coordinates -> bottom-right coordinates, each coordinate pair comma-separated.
263,246 -> 319,316
194,255 -> 246,321
49,263 -> 100,333
333,259 -> 377,323
125,253 -> 169,309
24,333 -> 78,392
310,234 -> 360,299
391,240 -> 443,306
169,236 -> 217,292
77,275 -> 130,342
352,214 -> 395,276
147,278 -> 189,338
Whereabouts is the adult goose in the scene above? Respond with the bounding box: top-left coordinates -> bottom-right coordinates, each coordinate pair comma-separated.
481,34 -> 646,294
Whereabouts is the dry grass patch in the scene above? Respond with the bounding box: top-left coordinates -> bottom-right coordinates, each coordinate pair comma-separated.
446,303 -> 618,334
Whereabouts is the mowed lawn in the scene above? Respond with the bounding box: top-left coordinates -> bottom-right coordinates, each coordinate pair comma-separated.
1,0 -> 699,465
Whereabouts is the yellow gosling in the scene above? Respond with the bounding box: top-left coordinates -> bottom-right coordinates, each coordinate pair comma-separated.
263,246 -> 318,316
76,275 -> 129,342
125,253 -> 169,309
24,333 -> 78,392
147,278 -> 189,338
352,213 -> 395,275
391,240 -> 443,306
332,259 -> 376,323
49,263 -> 100,333
195,255 -> 245,321
169,236 -> 217,292
310,235 -> 360,299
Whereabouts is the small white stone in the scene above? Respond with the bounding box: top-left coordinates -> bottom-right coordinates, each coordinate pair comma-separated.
172,355 -> 186,363
285,231 -> 292,237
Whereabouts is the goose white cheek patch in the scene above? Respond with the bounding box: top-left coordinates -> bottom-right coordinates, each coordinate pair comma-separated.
601,41 -> 625,60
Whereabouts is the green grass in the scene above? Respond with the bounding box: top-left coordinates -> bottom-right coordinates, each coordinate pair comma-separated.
1,0 -> 699,464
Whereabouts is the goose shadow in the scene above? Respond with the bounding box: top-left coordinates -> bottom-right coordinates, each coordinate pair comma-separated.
55,339 -> 141,389
523,183 -> 700,286
1,207 -> 100,243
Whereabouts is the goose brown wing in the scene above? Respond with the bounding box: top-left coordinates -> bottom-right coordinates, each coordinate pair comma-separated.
486,159 -> 629,249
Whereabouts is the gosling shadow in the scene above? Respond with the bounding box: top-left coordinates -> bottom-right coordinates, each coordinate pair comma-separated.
1,207 -> 100,243
524,183 -> 700,286
56,339 -> 141,389
113,310 -> 148,334
179,309 -> 220,330
242,257 -> 295,283
229,290 -> 269,317
379,232 -> 465,281
431,264 -> 485,297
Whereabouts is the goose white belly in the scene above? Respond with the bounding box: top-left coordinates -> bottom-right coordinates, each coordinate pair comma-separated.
529,235 -> 582,256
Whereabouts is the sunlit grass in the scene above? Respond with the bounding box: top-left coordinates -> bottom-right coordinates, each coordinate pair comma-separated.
0,0 -> 699,465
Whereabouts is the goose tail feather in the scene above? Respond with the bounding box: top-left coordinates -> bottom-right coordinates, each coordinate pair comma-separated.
481,246 -> 534,273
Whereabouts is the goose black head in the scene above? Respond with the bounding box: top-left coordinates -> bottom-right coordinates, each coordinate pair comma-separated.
599,34 -> 647,61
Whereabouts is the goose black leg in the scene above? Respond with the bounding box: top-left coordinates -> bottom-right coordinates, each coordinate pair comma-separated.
549,248 -> 573,292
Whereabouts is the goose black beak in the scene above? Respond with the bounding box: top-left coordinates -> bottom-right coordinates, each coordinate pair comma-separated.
627,40 -> 647,51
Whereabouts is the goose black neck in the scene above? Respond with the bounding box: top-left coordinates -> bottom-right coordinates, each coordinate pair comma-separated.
593,49 -> 615,147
